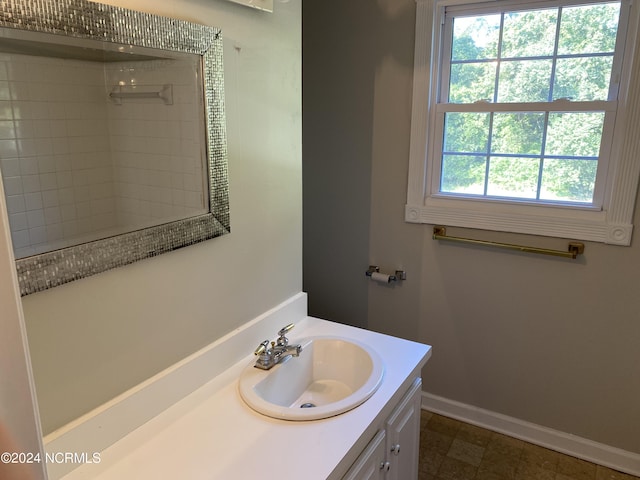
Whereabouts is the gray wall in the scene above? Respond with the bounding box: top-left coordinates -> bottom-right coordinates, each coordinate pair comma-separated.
303,0 -> 640,455
303,2 -> 375,329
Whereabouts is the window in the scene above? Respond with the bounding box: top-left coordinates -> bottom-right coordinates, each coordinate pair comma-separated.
406,0 -> 640,245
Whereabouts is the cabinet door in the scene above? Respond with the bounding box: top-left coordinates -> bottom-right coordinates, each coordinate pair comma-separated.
385,378 -> 422,480
342,430 -> 387,480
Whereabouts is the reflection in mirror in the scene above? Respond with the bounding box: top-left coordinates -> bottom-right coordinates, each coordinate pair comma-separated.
0,0 -> 230,296
2,31 -> 208,259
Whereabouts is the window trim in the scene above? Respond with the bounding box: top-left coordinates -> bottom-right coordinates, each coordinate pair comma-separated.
406,0 -> 640,245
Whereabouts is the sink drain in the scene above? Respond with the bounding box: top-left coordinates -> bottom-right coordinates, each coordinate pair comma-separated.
300,403 -> 316,408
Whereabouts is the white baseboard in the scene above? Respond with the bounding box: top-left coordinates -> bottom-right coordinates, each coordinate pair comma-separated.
422,392 -> 640,477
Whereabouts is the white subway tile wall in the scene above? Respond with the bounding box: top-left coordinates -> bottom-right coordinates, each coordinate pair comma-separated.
0,52 -> 207,258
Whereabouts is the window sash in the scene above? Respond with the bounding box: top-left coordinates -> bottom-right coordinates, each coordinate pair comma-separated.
429,110 -> 616,208
440,0 -> 626,105
442,0 -> 621,19
435,100 -> 616,113
430,0 -> 625,209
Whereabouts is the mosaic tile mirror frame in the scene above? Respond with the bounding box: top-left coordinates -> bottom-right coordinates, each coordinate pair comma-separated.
0,0 -> 230,296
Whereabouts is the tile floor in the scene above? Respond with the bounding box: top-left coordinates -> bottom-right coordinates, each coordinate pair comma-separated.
419,411 -> 639,480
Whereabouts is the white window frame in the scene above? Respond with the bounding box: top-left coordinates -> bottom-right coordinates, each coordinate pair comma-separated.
406,0 -> 640,245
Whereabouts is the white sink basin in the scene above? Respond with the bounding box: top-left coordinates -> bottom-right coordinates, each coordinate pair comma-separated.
238,336 -> 384,421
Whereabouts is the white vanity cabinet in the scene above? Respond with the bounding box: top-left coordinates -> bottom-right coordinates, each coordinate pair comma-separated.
343,378 -> 423,480
385,378 -> 422,480
342,430 -> 387,480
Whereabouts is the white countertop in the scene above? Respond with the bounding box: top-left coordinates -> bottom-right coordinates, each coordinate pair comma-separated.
57,316 -> 431,480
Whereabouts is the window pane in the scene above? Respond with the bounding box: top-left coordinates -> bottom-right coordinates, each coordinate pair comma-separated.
497,60 -> 553,102
501,9 -> 558,58
487,156 -> 540,198
553,56 -> 613,101
545,112 -> 604,157
491,113 -> 545,155
441,154 -> 486,194
449,62 -> 497,103
452,15 -> 501,61
444,112 -> 490,153
540,158 -> 597,202
437,2 -> 623,208
558,2 -> 621,55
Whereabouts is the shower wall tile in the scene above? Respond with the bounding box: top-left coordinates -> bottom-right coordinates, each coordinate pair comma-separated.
0,54 -> 115,258
105,56 -> 208,228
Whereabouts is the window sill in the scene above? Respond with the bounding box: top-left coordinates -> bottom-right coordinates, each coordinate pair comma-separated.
405,197 -> 633,245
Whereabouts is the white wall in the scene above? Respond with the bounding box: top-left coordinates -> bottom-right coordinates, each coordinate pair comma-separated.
303,0 -> 640,458
18,0 -> 301,435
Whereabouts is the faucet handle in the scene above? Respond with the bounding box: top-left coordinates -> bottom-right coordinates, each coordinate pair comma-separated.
276,323 -> 295,346
254,340 -> 270,356
278,323 -> 295,337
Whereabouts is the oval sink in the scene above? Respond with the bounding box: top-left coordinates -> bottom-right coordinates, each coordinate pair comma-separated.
238,336 -> 384,421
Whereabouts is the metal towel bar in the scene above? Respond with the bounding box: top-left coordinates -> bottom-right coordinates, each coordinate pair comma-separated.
432,226 -> 585,259
109,84 -> 173,105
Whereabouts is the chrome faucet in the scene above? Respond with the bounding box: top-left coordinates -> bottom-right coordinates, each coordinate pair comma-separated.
253,323 -> 302,370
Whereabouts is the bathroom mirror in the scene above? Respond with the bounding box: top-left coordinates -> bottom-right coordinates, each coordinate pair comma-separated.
0,0 -> 230,296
